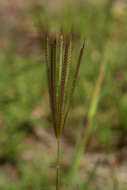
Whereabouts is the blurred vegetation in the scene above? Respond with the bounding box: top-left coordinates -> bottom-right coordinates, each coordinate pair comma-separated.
0,0 -> 127,189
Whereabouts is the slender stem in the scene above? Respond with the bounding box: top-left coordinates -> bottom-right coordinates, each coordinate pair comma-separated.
69,119 -> 92,178
56,138 -> 61,190
69,50 -> 108,179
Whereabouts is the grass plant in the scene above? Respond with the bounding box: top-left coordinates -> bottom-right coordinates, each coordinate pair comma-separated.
45,32 -> 85,190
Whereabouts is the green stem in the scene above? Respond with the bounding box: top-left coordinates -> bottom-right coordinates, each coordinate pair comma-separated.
56,138 -> 61,190
69,50 -> 108,179
69,119 -> 92,178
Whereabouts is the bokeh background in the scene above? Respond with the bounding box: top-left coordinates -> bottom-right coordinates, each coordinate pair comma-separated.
0,0 -> 127,189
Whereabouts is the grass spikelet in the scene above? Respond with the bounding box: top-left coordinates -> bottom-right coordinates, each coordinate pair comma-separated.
60,41 -> 85,134
59,35 -> 63,87
50,37 -> 57,136
65,35 -> 72,91
45,33 -> 85,137
58,40 -> 69,137
45,35 -> 57,135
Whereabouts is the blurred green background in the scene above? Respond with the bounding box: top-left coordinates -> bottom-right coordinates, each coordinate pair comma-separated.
0,0 -> 127,189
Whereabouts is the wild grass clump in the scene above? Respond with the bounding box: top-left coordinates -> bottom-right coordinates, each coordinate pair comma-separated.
45,32 -> 85,190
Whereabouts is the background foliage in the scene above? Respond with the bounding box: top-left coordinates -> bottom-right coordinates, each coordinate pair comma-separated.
0,0 -> 127,189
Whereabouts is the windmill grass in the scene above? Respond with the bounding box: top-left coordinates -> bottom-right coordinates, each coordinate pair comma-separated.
45,32 -> 85,190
